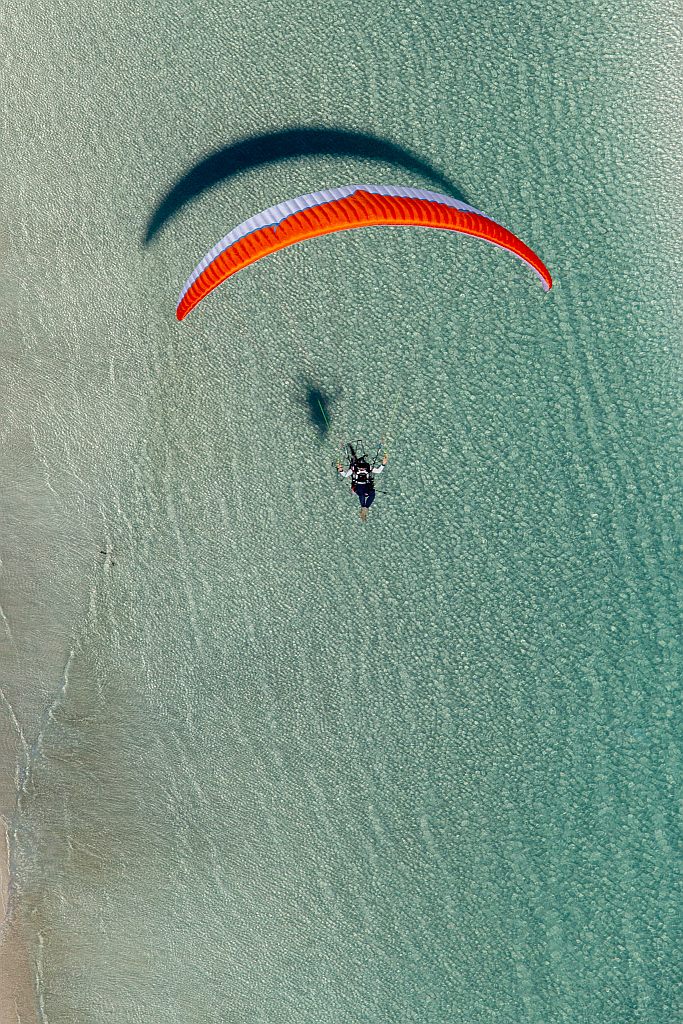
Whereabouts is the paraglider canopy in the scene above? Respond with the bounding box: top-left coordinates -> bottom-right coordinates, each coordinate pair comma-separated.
176,184 -> 552,320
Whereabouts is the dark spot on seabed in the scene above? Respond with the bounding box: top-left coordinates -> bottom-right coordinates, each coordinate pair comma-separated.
144,127 -> 470,244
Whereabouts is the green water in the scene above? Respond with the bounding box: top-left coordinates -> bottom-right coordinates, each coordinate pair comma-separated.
2,0 -> 682,1020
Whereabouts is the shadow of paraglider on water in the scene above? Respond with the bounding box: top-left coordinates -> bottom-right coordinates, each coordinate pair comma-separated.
144,126 -> 469,244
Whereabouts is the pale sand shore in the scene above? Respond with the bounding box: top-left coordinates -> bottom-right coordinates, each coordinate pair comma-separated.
1,820 -> 39,1024
0,698 -> 39,1024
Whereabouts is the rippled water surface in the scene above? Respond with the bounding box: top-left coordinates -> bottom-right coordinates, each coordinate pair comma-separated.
2,0 -> 682,1021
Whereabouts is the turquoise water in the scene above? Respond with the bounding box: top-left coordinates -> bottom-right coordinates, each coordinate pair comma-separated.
2,0 -> 682,1020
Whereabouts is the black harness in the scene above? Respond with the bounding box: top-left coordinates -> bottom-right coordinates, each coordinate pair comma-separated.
351,460 -> 374,492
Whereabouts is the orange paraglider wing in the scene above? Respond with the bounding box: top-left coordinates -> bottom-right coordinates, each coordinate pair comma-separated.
176,185 -> 552,320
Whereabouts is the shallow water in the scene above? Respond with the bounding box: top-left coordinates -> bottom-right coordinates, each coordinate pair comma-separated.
2,0 -> 682,1021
